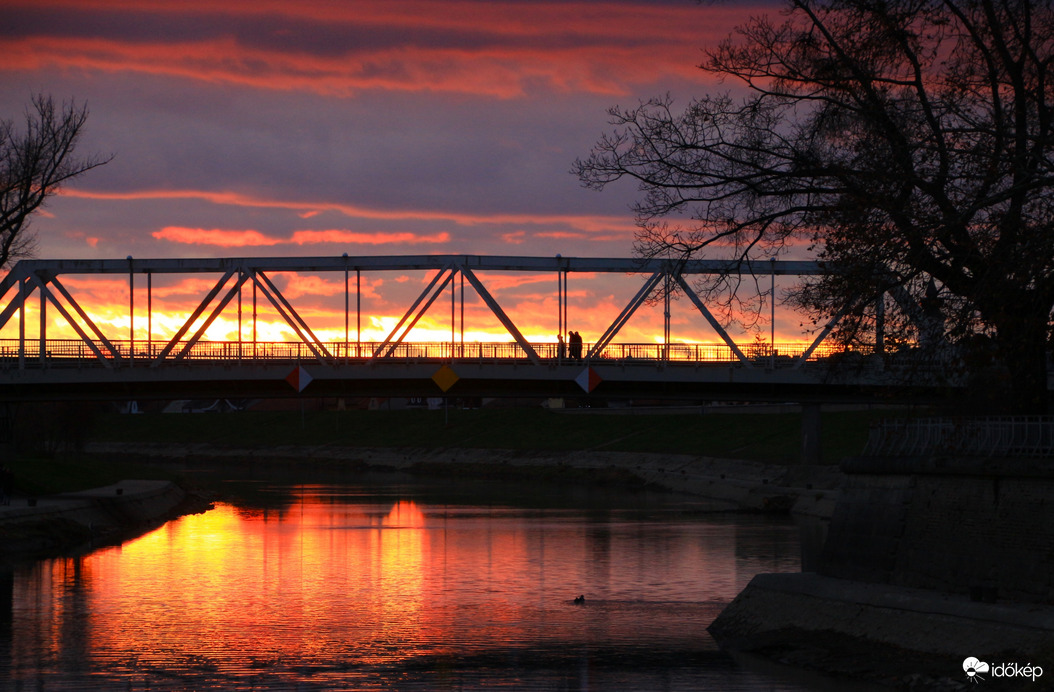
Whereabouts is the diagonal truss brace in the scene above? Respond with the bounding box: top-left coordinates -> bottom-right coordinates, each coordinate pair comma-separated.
253,271 -> 333,362
27,274 -> 118,366
673,274 -> 754,367
169,270 -> 253,361
371,266 -> 456,360
459,265 -> 541,364
0,267 -> 35,337
152,269 -> 237,364
0,270 -> 124,366
369,263 -> 542,364
793,297 -> 859,369
586,271 -> 664,360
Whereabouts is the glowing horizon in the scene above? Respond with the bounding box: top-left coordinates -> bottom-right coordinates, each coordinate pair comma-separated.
0,267 -> 824,350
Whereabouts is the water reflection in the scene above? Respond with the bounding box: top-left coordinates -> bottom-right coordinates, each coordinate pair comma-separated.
4,483 -> 818,690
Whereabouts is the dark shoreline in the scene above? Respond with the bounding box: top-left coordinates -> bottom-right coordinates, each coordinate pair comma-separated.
0,480 -> 212,561
82,440 -> 845,517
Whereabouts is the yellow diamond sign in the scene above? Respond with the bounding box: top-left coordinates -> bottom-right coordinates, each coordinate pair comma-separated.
432,364 -> 460,392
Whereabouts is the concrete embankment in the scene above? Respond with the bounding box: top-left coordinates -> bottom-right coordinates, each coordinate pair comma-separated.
710,453 -> 1054,689
0,480 -> 198,556
710,572 -> 1054,688
82,441 -> 845,516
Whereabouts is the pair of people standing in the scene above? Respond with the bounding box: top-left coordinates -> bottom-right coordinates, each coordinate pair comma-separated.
557,331 -> 584,361
568,331 -> 583,360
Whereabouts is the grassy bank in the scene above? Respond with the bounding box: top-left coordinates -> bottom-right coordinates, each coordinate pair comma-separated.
8,406 -> 886,496
87,407 -> 883,462
9,455 -> 181,496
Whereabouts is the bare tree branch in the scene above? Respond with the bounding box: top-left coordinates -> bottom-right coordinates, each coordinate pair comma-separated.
574,0 -> 1054,412
0,95 -> 113,268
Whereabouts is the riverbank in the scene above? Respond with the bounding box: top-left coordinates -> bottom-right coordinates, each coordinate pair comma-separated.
710,450 -> 1054,690
83,407 -> 883,464
82,440 -> 846,517
711,572 -> 1054,689
0,480 -> 210,558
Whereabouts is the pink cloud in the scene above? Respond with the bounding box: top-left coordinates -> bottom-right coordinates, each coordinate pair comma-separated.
152,226 -> 450,248
65,188 -> 637,236
3,2 -> 756,98
153,227 -> 281,247
289,230 -> 449,245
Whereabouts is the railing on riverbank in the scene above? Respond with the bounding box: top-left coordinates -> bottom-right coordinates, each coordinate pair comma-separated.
864,416 -> 1054,458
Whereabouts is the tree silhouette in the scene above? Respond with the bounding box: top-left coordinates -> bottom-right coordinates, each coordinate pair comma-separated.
0,95 -> 111,268
574,0 -> 1054,413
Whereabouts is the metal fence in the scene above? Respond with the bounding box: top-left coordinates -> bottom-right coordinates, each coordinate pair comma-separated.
0,338 -> 853,367
864,417 -> 1054,458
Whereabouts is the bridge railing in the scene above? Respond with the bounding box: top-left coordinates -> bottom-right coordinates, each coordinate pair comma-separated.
0,338 -> 857,367
864,416 -> 1054,458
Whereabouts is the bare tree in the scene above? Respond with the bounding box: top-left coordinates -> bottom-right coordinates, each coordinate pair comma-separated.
0,95 -> 112,268
573,0 -> 1054,413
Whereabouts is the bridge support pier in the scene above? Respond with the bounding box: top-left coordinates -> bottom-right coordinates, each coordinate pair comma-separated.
801,403 -> 822,465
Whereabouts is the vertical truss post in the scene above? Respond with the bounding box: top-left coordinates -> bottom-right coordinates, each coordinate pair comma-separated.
18,278 -> 25,370
356,268 -> 361,358
252,274 -> 258,361
770,258 -> 776,369
147,272 -> 153,359
343,256 -> 349,361
128,256 -> 135,367
664,270 -> 671,362
450,268 -> 456,360
38,278 -> 46,366
557,268 -> 563,338
236,270 -> 243,361
562,270 -> 568,339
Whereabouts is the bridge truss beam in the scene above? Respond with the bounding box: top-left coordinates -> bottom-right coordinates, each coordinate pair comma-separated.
0,254 -> 870,383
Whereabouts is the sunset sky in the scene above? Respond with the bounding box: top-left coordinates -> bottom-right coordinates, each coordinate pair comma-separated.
1,0 -> 811,347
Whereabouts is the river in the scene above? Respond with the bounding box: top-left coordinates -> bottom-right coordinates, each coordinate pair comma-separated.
1,474 -> 860,690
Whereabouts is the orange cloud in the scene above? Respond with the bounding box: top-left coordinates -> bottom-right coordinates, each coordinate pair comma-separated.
536,231 -> 587,240
152,226 -> 450,248
288,230 -> 448,245
153,227 -> 280,247
65,188 -> 637,237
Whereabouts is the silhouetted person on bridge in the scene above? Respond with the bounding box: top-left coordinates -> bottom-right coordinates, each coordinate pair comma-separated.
570,331 -> 583,361
557,334 -> 566,361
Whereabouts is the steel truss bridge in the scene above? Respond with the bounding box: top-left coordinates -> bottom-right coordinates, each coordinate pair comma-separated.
0,254 -> 928,402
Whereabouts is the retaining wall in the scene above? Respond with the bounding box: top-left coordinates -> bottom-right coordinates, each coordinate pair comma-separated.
821,456 -> 1054,603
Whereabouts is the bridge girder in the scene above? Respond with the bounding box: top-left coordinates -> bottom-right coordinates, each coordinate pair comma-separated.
0,253 -> 916,402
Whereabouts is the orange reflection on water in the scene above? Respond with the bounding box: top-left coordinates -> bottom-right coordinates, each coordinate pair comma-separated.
8,495 -> 799,687
16,500 -> 443,679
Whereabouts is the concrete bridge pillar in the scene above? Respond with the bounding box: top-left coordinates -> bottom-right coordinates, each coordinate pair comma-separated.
801,403 -> 822,464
